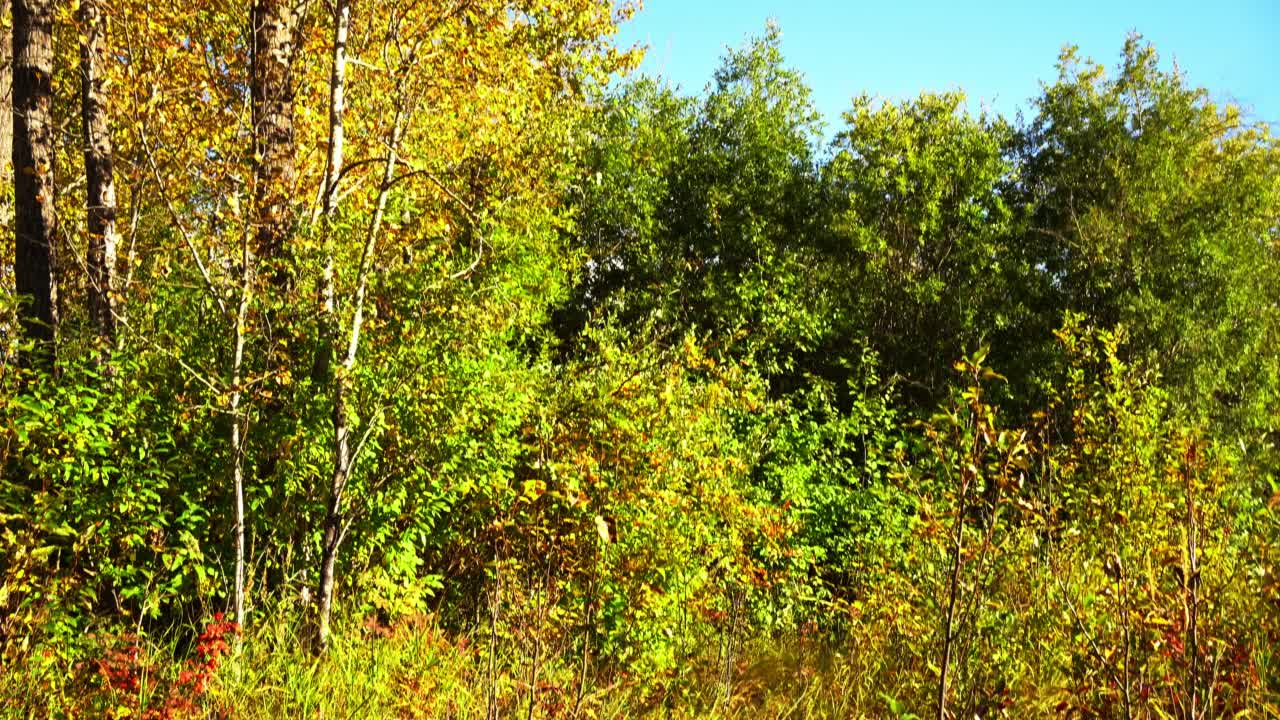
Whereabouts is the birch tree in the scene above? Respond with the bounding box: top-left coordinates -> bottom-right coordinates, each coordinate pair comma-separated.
79,0 -> 119,347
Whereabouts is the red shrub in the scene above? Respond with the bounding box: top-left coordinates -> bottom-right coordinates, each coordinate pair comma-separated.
96,615 -> 239,720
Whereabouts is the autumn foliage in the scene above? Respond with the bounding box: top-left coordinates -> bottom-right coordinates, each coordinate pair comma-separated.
0,3 -> 1278,718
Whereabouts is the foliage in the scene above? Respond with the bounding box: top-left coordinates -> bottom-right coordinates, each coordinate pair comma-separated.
823,93 -> 1019,404
565,23 -> 827,373
1012,37 -> 1280,442
2,10 -> 1279,720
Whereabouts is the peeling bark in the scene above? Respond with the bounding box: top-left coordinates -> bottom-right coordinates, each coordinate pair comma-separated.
80,0 -> 119,346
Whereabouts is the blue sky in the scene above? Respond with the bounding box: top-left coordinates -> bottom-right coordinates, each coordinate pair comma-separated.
614,0 -> 1279,133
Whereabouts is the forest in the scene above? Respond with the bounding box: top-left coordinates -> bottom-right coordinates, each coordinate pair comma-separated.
0,0 -> 1278,717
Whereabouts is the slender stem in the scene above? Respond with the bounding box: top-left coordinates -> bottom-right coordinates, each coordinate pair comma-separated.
937,475 -> 966,720
1118,562 -> 1133,720
488,545 -> 502,720
937,422 -> 978,720
1185,448 -> 1200,720
317,102 -> 406,651
311,0 -> 349,384
230,218 -> 253,632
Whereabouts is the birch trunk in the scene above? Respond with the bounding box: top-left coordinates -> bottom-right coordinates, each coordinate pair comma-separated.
79,0 -> 119,346
311,0 -> 348,383
229,226 -> 253,629
317,106 -> 404,651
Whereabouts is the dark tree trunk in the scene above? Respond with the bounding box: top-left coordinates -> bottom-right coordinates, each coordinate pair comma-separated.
250,0 -> 299,274
12,0 -> 57,368
80,0 -> 118,346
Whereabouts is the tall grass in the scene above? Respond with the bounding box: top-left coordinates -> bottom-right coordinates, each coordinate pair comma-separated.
2,604 -> 923,719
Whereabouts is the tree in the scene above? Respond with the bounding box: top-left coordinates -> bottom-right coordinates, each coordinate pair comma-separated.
306,0 -> 636,648
250,0 -> 302,275
557,78 -> 694,338
566,25 -> 826,372
1013,36 -> 1280,441
313,0 -> 386,647
79,0 -> 120,347
824,92 -> 1017,406
11,0 -> 56,367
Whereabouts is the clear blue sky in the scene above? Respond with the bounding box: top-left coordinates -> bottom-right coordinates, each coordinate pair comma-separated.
615,0 -> 1279,133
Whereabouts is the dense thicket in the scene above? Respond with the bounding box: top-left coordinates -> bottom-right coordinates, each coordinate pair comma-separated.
1,8 -> 1277,718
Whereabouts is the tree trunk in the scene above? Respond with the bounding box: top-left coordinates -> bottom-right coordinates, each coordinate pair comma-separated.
79,0 -> 118,346
319,0 -> 347,220
250,0 -> 299,272
312,0 -> 351,651
315,384 -> 347,649
937,470 -> 970,720
316,106 -> 404,652
12,0 -> 57,368
229,225 -> 253,629
0,0 -> 13,227
311,0 -> 349,384
1184,451 -> 1201,720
